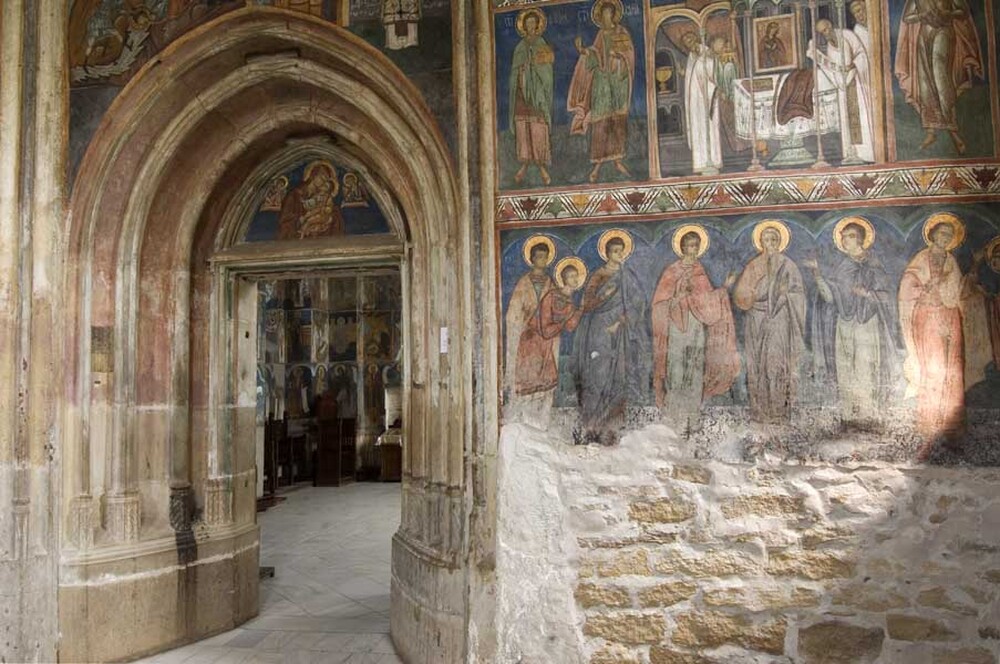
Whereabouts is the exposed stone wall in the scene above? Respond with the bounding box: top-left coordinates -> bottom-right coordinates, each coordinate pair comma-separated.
497,425 -> 1000,663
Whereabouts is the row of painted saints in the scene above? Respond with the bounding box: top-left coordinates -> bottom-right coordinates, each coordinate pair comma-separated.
504,0 -> 986,184
505,214 -> 1000,451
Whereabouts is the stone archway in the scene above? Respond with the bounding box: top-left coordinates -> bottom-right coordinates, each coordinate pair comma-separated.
61,9 -> 470,662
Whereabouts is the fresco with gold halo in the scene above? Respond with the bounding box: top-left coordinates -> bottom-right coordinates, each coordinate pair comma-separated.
242,158 -> 392,242
492,0 -> 1000,190
500,201 -> 1000,464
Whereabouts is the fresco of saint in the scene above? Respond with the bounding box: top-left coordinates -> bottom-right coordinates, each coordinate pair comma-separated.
899,213 -> 967,444
681,32 -> 723,176
810,18 -> 875,163
574,230 -> 650,444
894,0 -> 984,154
568,0 -> 635,184
733,221 -> 806,424
509,8 -> 555,186
806,217 -> 901,424
651,225 -> 740,433
513,258 -> 586,429
505,236 -> 556,426
962,237 -> 1000,377
277,161 -> 344,240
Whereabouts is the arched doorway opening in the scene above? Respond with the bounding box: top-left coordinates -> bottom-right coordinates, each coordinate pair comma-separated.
60,9 -> 470,663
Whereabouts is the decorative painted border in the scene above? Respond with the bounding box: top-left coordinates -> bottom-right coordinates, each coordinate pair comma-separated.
495,163 -> 1000,224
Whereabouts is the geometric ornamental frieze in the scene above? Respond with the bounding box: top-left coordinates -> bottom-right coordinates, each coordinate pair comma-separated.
496,163 -> 1000,225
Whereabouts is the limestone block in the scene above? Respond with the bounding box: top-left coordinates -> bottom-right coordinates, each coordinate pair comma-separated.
721,494 -> 805,519
831,584 -> 909,612
637,581 -> 697,608
629,498 -> 697,524
766,550 -> 855,580
597,549 -> 653,577
583,612 -> 666,645
798,621 -> 885,663
702,585 -> 820,611
671,611 -> 786,654
984,570 -> 1000,585
649,646 -> 717,664
801,525 -> 857,549
669,465 -> 713,485
930,647 -> 996,664
917,587 -> 979,616
657,550 -> 762,578
886,614 -> 960,642
576,583 -> 632,609
591,644 -> 642,664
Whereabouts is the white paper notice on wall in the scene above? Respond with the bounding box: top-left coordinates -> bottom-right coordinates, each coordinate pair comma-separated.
440,327 -> 449,354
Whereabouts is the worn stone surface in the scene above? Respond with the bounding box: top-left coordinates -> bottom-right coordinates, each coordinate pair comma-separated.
886,614 -> 960,642
638,581 -> 697,608
583,613 -> 666,645
721,494 -> 805,518
629,499 -> 697,524
576,583 -> 631,609
669,465 -> 713,485
766,550 -> 856,580
496,425 -> 1000,663
798,621 -> 884,663
590,644 -> 642,664
930,647 -> 996,664
648,646 -> 717,664
672,611 -> 786,654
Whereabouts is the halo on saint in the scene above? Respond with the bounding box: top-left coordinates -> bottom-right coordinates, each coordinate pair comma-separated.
833,216 -> 876,253
554,257 -> 587,290
522,234 -> 556,267
986,236 -> 1000,273
597,228 -> 634,261
591,0 -> 624,26
922,212 -> 966,251
751,219 -> 791,253
516,7 -> 547,36
304,160 -> 339,197
671,224 -> 710,258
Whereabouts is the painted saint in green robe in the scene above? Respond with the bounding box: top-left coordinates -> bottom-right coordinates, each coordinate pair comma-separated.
509,9 -> 554,185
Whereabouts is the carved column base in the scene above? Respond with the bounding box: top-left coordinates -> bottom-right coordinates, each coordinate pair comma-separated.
169,485 -> 194,532
68,495 -> 95,549
204,477 -> 233,527
105,493 -> 141,543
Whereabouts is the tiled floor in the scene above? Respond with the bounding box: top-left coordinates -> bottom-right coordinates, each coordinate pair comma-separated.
140,482 -> 402,664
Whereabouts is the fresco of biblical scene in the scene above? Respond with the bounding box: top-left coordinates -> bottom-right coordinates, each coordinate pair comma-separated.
329,314 -> 359,363
655,0 -> 882,177
495,0 -> 649,189
889,0 -> 996,160
69,0 -> 348,87
242,160 -> 391,242
499,202 -> 1000,463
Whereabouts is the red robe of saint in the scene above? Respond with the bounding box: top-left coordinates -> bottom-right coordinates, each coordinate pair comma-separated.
651,260 -> 740,409
899,248 -> 965,440
514,289 -> 581,396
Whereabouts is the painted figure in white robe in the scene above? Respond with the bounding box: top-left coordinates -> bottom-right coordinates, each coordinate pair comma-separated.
806,219 -> 901,423
810,18 -> 875,163
682,31 -> 723,175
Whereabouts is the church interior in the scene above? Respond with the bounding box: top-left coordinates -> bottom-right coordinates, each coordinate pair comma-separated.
4,0 -> 1000,662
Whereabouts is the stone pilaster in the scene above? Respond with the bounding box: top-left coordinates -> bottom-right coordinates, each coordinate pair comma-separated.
68,495 -> 95,550
105,493 -> 141,543
204,477 -> 233,526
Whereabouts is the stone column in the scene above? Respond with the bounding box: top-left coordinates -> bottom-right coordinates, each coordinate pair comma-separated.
0,0 -> 67,659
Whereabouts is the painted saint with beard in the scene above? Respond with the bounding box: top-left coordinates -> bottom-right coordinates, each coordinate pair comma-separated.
733,221 -> 806,423
651,225 -> 740,433
806,217 -> 902,424
574,230 -> 650,444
